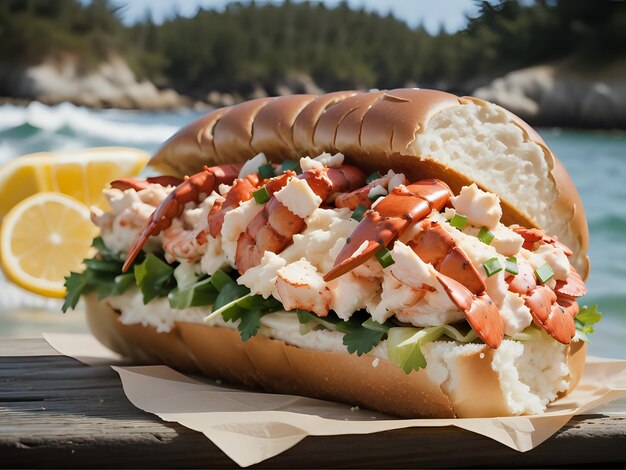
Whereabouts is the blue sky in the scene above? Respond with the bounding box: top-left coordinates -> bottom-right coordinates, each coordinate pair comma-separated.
111,0 -> 481,33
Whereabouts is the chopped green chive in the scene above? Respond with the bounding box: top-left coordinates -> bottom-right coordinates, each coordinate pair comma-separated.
252,186 -> 270,204
375,247 -> 395,268
366,171 -> 381,184
450,214 -> 468,230
505,256 -> 519,275
535,263 -> 555,284
281,160 -> 297,172
477,227 -> 495,245
482,257 -> 502,277
368,193 -> 385,202
258,163 -> 275,179
351,204 -> 367,222
281,160 -> 302,174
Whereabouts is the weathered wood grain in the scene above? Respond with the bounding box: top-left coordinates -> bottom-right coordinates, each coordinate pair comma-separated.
0,338 -> 624,468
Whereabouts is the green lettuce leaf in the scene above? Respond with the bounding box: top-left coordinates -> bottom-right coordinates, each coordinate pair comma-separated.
387,325 -> 479,374
342,327 -> 386,356
97,272 -> 136,300
168,277 -> 219,309
134,253 -> 177,304
62,270 -> 95,312
575,304 -> 602,342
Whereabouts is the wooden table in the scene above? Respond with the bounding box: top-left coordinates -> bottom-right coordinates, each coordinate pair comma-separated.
1,338 -> 625,468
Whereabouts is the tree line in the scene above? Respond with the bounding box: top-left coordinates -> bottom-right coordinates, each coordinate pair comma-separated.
1,0 -> 624,97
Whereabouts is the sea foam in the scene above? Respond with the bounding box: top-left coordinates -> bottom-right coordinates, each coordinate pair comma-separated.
0,102 -> 181,144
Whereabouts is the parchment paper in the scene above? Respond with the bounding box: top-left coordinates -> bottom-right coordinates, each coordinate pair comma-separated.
44,332 -> 626,467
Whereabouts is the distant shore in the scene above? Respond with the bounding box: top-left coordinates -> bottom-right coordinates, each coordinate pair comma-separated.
473,62 -> 626,130
2,55 -> 625,130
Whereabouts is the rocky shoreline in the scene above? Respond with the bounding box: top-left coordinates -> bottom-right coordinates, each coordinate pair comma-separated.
473,63 -> 626,129
0,52 -> 190,110
0,52 -> 326,111
2,54 -> 625,129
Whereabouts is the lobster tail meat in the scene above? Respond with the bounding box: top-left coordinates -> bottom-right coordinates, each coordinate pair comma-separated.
207,174 -> 260,238
506,256 -> 578,344
235,164 -> 366,274
555,266 -> 587,299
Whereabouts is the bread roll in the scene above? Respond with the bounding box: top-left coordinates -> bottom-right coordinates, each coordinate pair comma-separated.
87,88 -> 589,419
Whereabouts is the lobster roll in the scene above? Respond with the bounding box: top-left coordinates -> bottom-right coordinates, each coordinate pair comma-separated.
67,89 -> 594,418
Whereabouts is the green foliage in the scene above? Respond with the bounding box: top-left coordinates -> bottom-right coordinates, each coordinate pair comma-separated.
0,0 -> 127,67
62,237 -> 134,312
168,277 -> 219,310
207,270 -> 284,341
134,253 -> 177,304
2,0 -> 624,96
296,310 -> 391,356
575,304 -> 602,342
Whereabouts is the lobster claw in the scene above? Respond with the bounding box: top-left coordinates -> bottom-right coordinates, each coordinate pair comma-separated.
324,179 -> 452,282
122,164 -> 243,272
110,176 -> 183,192
324,211 -> 406,281
435,273 -> 504,349
525,286 -> 575,344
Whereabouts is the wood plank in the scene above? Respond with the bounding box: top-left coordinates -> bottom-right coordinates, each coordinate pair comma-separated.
0,338 -> 624,468
0,337 -> 58,356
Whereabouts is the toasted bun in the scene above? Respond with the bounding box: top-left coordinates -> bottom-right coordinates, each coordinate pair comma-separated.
85,294 -> 586,418
149,89 -> 589,278
92,88 -> 589,419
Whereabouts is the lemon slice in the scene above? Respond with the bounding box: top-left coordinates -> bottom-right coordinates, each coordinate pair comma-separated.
0,147 -> 149,221
1,193 -> 99,298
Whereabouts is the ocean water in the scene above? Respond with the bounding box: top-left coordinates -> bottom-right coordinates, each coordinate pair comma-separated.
0,101 -> 624,358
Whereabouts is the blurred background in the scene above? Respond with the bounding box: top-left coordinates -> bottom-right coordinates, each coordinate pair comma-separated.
0,0 -> 624,358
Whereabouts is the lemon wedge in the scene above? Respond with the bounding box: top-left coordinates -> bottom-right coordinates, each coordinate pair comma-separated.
1,192 -> 99,298
0,147 -> 149,221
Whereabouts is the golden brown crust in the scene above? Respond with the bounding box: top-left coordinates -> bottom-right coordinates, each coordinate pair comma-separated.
85,295 -> 455,418
251,95 -> 317,159
292,90 -> 359,153
314,91 -> 387,154
212,97 -> 273,163
149,107 -> 231,176
447,347 -> 512,418
85,295 -> 586,419
566,340 -> 587,394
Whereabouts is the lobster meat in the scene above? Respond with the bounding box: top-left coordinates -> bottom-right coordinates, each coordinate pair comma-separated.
122,164 -> 243,272
235,165 -> 366,274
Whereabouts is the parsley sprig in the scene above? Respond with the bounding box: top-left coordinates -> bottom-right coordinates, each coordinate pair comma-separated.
62,237 -> 137,312
296,310 -> 391,356
205,272 -> 284,341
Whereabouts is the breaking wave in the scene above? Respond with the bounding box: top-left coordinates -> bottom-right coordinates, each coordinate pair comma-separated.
0,101 -> 201,152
